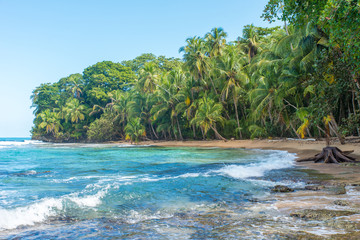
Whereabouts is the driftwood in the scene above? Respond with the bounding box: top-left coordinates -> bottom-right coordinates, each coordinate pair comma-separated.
297,147 -> 356,164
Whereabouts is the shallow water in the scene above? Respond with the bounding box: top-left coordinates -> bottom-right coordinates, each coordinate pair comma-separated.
0,138 -> 311,239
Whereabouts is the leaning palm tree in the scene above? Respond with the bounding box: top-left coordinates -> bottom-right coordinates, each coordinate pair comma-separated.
191,96 -> 226,140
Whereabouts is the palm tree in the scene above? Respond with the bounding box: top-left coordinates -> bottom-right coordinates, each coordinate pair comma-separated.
137,62 -> 160,93
191,96 -> 226,140
37,109 -> 62,135
217,50 -> 248,138
64,98 -> 87,123
151,73 -> 184,140
124,117 -> 146,144
66,74 -> 84,99
237,24 -> 263,64
179,37 -> 218,94
205,27 -> 227,57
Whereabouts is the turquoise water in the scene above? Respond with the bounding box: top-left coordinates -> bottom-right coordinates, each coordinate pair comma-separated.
0,138 -> 303,239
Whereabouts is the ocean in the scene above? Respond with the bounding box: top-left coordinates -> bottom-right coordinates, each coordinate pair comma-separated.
0,138 -> 307,239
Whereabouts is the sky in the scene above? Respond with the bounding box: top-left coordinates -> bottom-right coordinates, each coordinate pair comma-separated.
0,0 -> 278,137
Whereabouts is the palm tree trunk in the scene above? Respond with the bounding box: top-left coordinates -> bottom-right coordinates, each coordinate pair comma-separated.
192,124 -> 196,139
233,95 -> 242,139
200,127 -> 205,140
290,122 -> 301,139
210,125 -> 226,141
329,113 -> 345,144
150,123 -> 159,139
208,76 -> 218,95
176,117 -> 183,141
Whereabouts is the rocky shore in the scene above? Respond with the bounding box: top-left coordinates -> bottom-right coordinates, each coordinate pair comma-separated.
129,138 -> 360,238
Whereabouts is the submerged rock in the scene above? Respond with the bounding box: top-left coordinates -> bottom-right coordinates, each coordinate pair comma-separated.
329,185 -> 347,195
290,209 -> 357,221
305,185 -> 325,191
271,185 -> 294,193
326,219 -> 360,231
334,200 -> 350,206
268,231 -> 323,240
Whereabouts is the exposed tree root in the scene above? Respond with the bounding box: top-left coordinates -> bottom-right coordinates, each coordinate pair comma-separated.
297,147 -> 356,164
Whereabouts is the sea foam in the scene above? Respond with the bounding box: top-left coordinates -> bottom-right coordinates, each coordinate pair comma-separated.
213,151 -> 296,179
0,186 -> 108,230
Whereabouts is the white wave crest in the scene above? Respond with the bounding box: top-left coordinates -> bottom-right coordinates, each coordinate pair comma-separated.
213,151 -> 296,179
0,198 -> 62,230
0,140 -> 45,148
0,186 -> 109,230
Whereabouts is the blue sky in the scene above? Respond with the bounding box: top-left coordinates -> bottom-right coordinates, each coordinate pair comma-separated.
0,0 -> 278,137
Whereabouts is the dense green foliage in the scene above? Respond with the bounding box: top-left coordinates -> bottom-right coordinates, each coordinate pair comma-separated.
31,2 -> 360,142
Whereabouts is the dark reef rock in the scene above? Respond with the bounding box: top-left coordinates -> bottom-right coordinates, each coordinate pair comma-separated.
271,185 -> 294,193
305,185 -> 326,191
290,209 -> 357,221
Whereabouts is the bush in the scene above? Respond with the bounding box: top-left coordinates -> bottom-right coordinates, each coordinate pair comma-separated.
87,117 -> 116,142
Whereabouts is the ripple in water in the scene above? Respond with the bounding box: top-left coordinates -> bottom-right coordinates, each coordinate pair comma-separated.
1,138 -> 315,239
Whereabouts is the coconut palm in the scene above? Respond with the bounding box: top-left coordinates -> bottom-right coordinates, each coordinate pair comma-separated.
191,96 -> 226,140
205,27 -> 228,57
124,117 -> 146,144
179,37 -> 218,94
37,109 -> 62,135
64,98 -> 87,123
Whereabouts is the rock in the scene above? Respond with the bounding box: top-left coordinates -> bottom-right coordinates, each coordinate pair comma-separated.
271,185 -> 294,193
329,185 -> 347,195
326,219 -> 360,230
290,209 -> 357,221
305,185 -> 325,191
329,231 -> 360,240
334,200 -> 350,206
268,231 -> 323,240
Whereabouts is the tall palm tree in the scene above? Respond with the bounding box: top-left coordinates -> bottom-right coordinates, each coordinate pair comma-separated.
217,50 -> 248,138
137,62 -> 160,93
205,27 -> 227,57
179,37 -> 218,94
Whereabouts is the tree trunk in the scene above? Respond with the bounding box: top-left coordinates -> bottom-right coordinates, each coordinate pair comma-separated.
150,123 -> 159,139
210,125 -> 227,141
290,122 -> 301,139
176,117 -> 183,141
297,147 -> 356,164
192,124 -> 196,139
329,114 -> 345,144
208,76 -> 218,95
200,127 -> 206,140
233,95 -> 242,139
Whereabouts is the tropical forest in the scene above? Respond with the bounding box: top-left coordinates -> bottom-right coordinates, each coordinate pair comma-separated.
31,0 -> 360,143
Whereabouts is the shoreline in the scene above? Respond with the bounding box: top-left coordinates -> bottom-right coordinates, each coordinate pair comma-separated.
141,138 -> 360,238
133,138 -> 360,185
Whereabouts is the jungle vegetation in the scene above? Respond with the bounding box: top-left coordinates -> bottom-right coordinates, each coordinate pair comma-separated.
31,0 -> 360,143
